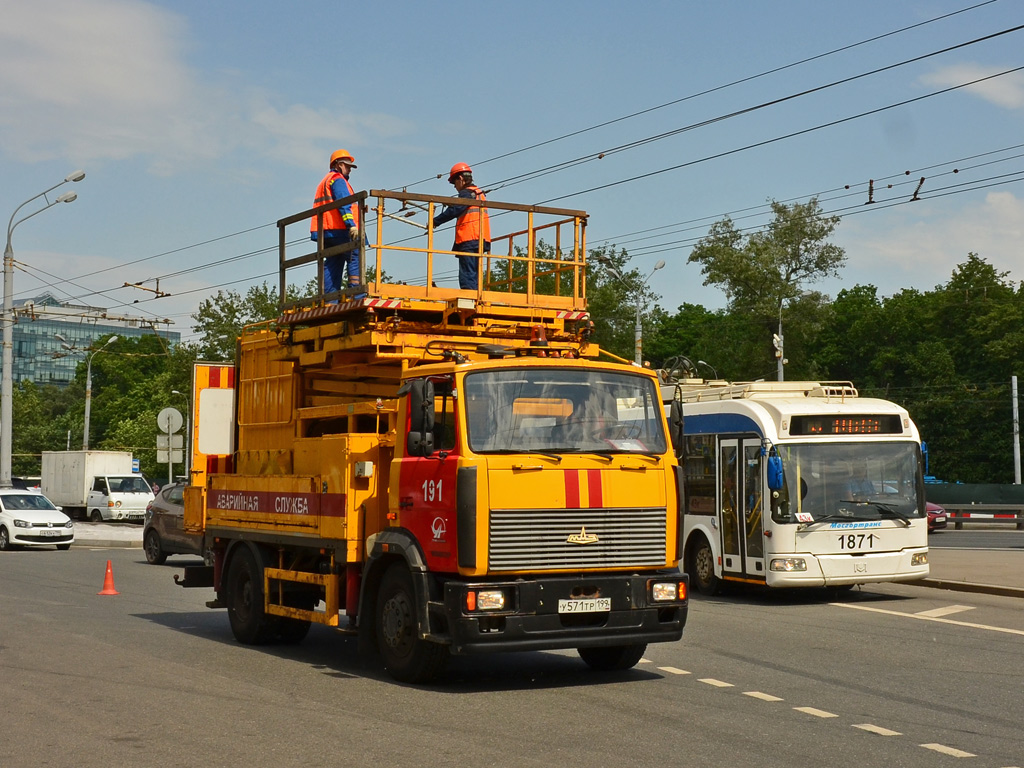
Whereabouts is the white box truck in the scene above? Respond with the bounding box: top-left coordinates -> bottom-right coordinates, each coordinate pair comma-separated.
41,451 -> 154,522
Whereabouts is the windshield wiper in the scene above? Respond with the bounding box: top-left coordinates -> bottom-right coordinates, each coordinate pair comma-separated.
486,448 -> 563,463
840,499 -> 912,527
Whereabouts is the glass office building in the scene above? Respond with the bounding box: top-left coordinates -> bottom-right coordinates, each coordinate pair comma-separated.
7,293 -> 180,385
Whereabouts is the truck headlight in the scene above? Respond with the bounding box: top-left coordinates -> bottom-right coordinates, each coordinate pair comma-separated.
911,552 -> 928,566
770,557 -> 807,572
650,580 -> 687,602
466,589 -> 506,612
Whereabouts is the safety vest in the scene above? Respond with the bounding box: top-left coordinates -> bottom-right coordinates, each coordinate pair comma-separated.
310,172 -> 356,236
454,185 -> 490,247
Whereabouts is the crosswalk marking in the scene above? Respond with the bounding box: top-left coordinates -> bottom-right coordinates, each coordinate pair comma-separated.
853,723 -> 901,736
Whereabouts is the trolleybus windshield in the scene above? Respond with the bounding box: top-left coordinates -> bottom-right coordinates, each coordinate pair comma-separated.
772,441 -> 924,524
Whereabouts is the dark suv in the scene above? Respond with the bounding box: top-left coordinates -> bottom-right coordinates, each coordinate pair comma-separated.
143,483 -> 204,564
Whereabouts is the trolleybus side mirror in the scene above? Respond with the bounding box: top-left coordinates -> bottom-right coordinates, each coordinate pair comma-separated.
766,451 -> 784,491
406,379 -> 436,457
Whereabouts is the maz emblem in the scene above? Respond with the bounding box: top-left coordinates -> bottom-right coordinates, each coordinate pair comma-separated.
566,526 -> 599,545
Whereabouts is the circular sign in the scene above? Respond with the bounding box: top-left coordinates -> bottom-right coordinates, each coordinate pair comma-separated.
157,407 -> 183,433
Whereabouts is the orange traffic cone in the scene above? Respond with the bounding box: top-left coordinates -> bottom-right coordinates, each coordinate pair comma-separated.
98,559 -> 119,595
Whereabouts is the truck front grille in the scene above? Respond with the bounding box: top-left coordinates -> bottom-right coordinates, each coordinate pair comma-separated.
488,507 -> 667,572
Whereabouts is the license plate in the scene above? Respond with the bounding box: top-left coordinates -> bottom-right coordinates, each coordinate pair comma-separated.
41,529 -> 59,537
558,597 -> 611,614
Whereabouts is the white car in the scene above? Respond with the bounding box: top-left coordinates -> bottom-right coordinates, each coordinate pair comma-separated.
0,490 -> 75,551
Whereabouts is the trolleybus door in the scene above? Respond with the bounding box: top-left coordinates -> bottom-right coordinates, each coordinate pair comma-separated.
719,438 -> 766,579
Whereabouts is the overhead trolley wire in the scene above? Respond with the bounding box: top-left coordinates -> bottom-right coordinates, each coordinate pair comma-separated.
398,0 -> 1002,189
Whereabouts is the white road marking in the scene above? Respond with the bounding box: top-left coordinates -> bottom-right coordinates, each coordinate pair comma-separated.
743,691 -> 783,702
853,723 -> 902,736
920,743 -> 976,758
794,706 -> 838,718
915,604 -> 976,618
698,678 -> 734,688
657,666 -> 691,675
831,602 -> 1024,636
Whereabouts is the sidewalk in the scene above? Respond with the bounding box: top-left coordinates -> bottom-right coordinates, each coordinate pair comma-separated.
915,546 -> 1024,599
73,521 -> 143,549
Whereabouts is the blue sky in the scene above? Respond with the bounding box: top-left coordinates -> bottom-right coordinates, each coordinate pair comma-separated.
2,0 -> 1022,346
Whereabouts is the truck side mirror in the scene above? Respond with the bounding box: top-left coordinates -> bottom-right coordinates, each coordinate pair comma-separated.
669,399 -> 684,459
406,379 -> 436,457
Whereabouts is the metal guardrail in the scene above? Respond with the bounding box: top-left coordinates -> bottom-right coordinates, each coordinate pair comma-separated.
937,504 -> 1024,530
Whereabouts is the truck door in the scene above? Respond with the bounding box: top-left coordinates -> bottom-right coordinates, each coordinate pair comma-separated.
87,477 -> 110,520
719,438 -> 765,579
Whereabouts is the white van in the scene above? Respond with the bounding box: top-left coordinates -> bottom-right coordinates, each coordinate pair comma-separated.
86,475 -> 155,522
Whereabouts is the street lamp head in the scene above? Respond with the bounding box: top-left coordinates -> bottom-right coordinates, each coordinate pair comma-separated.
54,333 -> 68,344
65,170 -> 86,183
654,260 -> 666,271
56,191 -> 77,204
103,335 -> 119,347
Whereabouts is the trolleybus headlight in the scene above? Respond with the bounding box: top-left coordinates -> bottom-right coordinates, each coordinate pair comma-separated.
770,557 -> 807,572
466,589 -> 507,612
650,580 -> 687,602
911,552 -> 928,566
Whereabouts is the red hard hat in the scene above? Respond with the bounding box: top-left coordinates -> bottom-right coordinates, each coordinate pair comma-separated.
448,162 -> 472,182
330,149 -> 357,168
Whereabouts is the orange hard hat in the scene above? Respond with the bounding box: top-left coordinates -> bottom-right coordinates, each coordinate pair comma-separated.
330,149 -> 357,168
448,162 -> 472,182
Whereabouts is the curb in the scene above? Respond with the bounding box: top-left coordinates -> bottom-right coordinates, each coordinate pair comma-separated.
911,578 -> 1024,600
72,539 -> 142,549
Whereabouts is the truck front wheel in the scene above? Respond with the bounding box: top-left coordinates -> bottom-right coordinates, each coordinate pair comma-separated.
226,547 -> 276,645
578,644 -> 647,671
376,563 -> 448,684
90,509 -> 103,523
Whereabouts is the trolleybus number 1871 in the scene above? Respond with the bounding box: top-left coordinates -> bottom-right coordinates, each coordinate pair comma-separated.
837,533 -> 879,550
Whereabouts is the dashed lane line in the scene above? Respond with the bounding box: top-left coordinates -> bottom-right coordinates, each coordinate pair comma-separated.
915,604 -> 976,618
853,723 -> 902,736
743,691 -> 783,702
657,666 -> 691,675
698,678 -> 734,688
920,743 -> 976,758
830,602 -> 1024,636
794,706 -> 839,718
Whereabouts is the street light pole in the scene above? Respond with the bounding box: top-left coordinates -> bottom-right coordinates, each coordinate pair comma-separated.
634,261 -> 666,365
83,336 -> 118,450
2,170 -> 85,487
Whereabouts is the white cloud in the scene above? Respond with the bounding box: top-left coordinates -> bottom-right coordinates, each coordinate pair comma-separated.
838,191 -> 1024,294
920,64 -> 1024,110
0,0 -> 415,173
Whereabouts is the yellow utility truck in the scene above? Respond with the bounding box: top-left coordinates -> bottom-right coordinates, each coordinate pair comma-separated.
178,189 -> 687,682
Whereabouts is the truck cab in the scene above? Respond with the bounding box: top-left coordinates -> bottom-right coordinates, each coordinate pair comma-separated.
86,474 -> 154,522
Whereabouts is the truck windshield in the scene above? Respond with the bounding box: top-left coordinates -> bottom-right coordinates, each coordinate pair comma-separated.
772,441 -> 924,523
107,476 -> 152,493
463,368 -> 667,455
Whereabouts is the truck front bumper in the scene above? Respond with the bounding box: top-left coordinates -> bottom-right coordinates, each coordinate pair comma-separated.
438,572 -> 687,655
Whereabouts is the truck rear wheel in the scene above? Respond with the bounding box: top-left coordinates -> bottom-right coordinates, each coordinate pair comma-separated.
578,644 -> 647,671
376,563 -> 448,684
226,547 -> 276,645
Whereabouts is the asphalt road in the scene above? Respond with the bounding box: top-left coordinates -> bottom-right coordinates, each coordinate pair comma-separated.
2,546 -> 1022,767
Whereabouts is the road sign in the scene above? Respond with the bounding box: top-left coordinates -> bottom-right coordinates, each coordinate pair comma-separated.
157,450 -> 184,464
157,407 -> 183,434
156,434 -> 184,450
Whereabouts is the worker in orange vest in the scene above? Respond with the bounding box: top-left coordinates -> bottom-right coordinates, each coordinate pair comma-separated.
310,149 -> 361,296
433,162 -> 490,290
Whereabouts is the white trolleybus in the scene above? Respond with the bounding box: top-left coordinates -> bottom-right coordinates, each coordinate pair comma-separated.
665,380 -> 929,594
